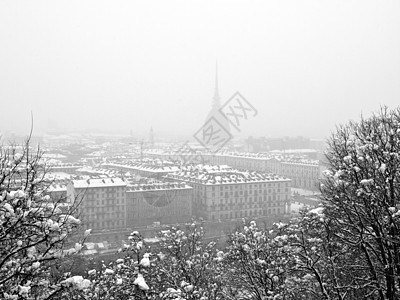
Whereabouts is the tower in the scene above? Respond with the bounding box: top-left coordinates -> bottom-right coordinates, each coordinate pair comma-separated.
204,63 -> 231,133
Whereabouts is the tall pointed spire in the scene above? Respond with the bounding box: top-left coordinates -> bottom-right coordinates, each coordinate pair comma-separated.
203,61 -> 231,148
213,61 -> 220,105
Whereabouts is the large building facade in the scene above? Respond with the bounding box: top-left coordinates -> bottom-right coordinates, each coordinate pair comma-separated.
126,182 -> 192,227
67,176 -> 193,232
67,178 -> 128,231
164,166 -> 291,221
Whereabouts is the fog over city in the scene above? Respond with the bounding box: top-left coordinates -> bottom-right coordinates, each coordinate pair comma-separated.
1,1 -> 399,139
4,2 -> 400,298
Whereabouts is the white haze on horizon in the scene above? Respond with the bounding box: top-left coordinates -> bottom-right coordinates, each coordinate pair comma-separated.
0,0 -> 399,140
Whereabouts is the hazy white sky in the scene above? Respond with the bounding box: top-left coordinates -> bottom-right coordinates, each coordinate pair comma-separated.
1,1 -> 399,140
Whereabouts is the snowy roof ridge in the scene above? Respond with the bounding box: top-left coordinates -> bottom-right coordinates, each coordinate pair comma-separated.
165,167 -> 290,185
145,149 -> 319,165
72,177 -> 127,188
126,181 -> 192,192
104,162 -> 179,173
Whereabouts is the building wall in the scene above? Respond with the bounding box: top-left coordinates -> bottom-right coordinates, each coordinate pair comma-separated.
167,176 -> 291,221
208,155 -> 320,190
201,181 -> 291,221
68,183 -> 127,231
126,187 -> 192,227
270,162 -> 321,190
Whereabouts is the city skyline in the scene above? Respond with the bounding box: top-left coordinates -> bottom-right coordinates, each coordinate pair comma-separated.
1,1 -> 399,140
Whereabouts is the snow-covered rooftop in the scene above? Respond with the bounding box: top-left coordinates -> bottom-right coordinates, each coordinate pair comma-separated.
47,183 -> 68,192
127,182 -> 192,192
145,149 -> 319,165
165,165 -> 290,185
76,166 -> 119,176
72,177 -> 127,188
48,163 -> 84,168
104,162 -> 179,173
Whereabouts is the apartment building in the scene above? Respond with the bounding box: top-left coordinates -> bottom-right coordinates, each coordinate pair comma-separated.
147,149 -> 323,191
126,182 -> 192,227
164,165 -> 291,221
67,177 -> 127,230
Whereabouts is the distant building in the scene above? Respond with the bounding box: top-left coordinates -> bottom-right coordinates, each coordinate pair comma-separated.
245,136 -> 268,152
126,182 -> 193,227
269,149 -> 318,159
165,165 -> 291,221
209,152 -> 269,172
146,150 -> 324,191
48,164 -> 84,173
67,175 -> 194,233
103,161 -> 179,179
67,178 -> 127,231
273,159 -> 322,190
46,181 -> 68,202
245,136 -> 325,152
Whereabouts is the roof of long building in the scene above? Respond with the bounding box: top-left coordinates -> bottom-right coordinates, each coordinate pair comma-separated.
71,177 -> 127,188
127,181 -> 192,192
165,165 -> 290,185
144,149 -> 319,165
103,162 -> 179,173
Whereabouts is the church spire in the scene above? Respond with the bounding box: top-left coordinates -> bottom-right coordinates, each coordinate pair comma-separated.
213,61 -> 220,105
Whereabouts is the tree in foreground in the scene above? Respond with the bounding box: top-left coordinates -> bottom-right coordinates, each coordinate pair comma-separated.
280,207 -> 369,300
0,139 -> 88,299
83,223 -> 226,300
147,223 -> 226,299
223,220 -> 291,300
321,107 -> 400,300
82,231 -> 150,299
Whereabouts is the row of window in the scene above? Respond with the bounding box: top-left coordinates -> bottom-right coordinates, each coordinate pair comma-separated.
84,192 -> 124,199
211,188 -> 289,197
211,207 -> 284,220
86,220 -> 125,229
130,207 -> 190,217
210,182 -> 289,191
206,194 -> 289,205
84,199 -> 125,206
84,187 -> 125,193
83,207 -> 125,213
206,201 -> 285,210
